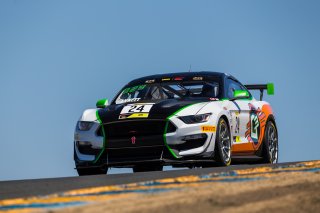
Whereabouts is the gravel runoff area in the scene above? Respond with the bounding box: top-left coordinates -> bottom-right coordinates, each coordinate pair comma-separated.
56,166 -> 320,213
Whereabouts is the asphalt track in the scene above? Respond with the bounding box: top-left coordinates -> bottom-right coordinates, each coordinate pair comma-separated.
0,161 -> 307,200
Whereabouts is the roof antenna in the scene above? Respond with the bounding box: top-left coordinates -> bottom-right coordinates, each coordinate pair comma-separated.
189,64 -> 192,72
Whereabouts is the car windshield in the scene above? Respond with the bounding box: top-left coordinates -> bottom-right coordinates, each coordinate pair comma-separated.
114,81 -> 219,104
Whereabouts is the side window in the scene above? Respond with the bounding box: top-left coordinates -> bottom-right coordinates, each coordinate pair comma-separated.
149,86 -> 162,100
226,79 -> 247,99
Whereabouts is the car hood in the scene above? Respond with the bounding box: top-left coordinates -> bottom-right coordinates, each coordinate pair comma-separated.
97,98 -> 211,123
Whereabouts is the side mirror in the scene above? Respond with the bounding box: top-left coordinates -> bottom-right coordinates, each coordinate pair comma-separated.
96,99 -> 108,108
231,90 -> 250,101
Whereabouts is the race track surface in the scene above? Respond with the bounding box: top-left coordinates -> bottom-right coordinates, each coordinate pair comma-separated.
0,160 -> 319,213
0,162 -> 300,200
0,163 -> 273,199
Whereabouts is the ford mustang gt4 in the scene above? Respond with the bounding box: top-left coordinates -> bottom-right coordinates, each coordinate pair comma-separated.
74,72 -> 278,175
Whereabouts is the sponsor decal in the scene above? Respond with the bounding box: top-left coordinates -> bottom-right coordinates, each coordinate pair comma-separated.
122,88 -> 130,94
127,113 -> 149,118
145,79 -> 155,83
209,98 -> 219,101
174,77 -> 184,81
193,76 -> 203,80
201,125 -> 216,132
119,103 -> 154,119
138,85 -> 146,90
245,104 -> 267,145
129,86 -> 139,93
235,116 -> 240,134
122,85 -> 146,94
250,113 -> 260,143
117,98 -> 141,104
161,78 -> 171,81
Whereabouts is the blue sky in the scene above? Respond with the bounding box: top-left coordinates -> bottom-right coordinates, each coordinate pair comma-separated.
0,0 -> 319,181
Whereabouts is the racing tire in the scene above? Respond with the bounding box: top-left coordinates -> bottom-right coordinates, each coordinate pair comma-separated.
214,118 -> 232,166
133,165 -> 163,173
261,121 -> 278,164
76,167 -> 108,176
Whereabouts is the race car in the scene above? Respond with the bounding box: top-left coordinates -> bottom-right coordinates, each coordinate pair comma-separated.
74,72 -> 278,175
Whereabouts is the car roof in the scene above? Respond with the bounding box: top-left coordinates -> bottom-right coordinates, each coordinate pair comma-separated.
128,71 -> 238,85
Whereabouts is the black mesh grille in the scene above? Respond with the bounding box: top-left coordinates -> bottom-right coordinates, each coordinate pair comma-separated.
103,119 -> 167,148
107,145 -> 164,163
104,120 -> 167,139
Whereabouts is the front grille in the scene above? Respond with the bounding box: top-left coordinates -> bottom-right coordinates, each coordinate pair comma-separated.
104,119 -> 167,139
103,119 -> 167,148
107,145 -> 164,164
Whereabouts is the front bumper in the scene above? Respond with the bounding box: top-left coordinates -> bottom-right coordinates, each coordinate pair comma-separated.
165,116 -> 215,157
74,117 -> 216,168
75,155 -> 217,169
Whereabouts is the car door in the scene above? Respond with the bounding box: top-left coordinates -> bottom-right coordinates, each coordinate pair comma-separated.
224,78 -> 256,154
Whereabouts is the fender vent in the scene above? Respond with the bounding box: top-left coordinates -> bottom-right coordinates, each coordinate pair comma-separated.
96,126 -> 103,137
171,134 -> 207,151
76,142 -> 101,155
166,121 -> 177,133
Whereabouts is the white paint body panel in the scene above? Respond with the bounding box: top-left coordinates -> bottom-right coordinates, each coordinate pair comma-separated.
74,109 -> 103,161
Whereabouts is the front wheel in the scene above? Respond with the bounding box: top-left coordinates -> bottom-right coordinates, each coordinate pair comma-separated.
214,118 -> 232,166
261,121 -> 278,164
76,167 -> 108,176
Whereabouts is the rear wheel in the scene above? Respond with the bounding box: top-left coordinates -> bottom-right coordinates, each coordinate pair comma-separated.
76,167 -> 108,176
261,121 -> 278,164
133,165 -> 163,173
214,118 -> 232,166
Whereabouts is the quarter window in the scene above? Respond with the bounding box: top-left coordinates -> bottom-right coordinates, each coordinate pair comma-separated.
226,79 -> 248,99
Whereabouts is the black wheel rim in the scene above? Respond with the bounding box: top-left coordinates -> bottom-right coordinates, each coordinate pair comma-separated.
219,121 -> 231,163
267,124 -> 278,163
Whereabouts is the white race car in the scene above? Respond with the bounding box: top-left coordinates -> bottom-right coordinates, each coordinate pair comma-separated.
74,72 -> 278,175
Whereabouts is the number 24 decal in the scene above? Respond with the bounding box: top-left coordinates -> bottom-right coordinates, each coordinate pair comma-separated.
128,105 -> 145,113
120,104 -> 154,114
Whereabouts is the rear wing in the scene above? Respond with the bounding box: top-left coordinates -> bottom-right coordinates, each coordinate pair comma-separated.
244,83 -> 274,101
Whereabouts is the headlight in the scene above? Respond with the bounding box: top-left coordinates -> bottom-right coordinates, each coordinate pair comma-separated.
77,121 -> 94,131
178,113 -> 211,124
